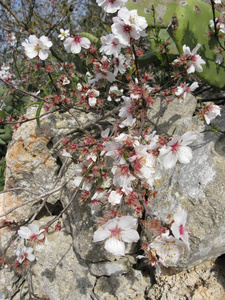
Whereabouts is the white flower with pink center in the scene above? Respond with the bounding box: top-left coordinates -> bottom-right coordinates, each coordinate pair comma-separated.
112,7 -> 147,46
104,140 -> 127,165
14,246 -> 35,264
86,88 -> 100,107
93,216 -> 139,256
203,104 -> 221,125
158,131 -> 196,169
175,81 -> 199,100
112,164 -> 136,195
171,206 -> 190,249
182,44 -> 206,74
63,35 -> 91,54
96,0 -> 127,13
18,224 -> 45,242
150,230 -> 186,266
100,34 -> 123,57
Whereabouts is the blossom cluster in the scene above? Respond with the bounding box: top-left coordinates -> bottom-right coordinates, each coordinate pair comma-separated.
12,224 -> 46,272
1,0 -> 222,280
139,206 -> 190,275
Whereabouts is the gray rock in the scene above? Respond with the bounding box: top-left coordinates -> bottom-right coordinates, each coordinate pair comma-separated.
94,269 -> 151,300
151,106 -> 225,268
89,256 -> 135,277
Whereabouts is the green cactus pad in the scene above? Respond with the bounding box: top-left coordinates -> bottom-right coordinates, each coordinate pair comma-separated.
170,0 -> 225,88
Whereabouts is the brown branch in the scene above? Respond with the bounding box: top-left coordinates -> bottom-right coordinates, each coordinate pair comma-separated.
0,0 -> 26,29
0,79 -> 49,103
51,105 -> 121,152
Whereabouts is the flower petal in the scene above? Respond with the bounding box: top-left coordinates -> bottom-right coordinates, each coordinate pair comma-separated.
117,216 -> 137,230
121,229 -> 139,243
104,237 -> 125,256
93,228 -> 110,242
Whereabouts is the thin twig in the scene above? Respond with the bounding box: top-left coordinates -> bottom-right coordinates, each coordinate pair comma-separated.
44,162 -> 95,229
0,175 -> 75,218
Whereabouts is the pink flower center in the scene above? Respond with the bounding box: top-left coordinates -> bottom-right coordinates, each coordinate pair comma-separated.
116,147 -> 124,157
74,35 -> 81,43
179,224 -> 185,236
112,40 -> 119,47
30,233 -> 38,241
110,226 -> 121,239
123,25 -> 132,34
109,0 -> 115,3
191,54 -> 197,62
170,141 -> 181,153
119,165 -> 129,175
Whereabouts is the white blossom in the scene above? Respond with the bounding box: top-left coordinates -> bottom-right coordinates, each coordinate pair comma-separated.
158,131 -> 196,169
150,230 -> 186,266
204,104 -> 221,124
112,164 -> 136,195
86,88 -> 100,107
63,35 -> 90,54
210,17 -> 225,34
22,35 -> 52,60
15,246 -> 35,263
112,7 -> 147,46
129,143 -> 156,186
6,32 -> 16,47
96,0 -> 127,13
215,51 -> 223,65
18,224 -> 45,241
182,44 -> 206,73
107,85 -> 123,102
100,34 -> 123,57
93,216 -> 139,256
175,82 -> 199,101
171,207 -> 190,249
62,77 -> 70,85
58,29 -> 70,40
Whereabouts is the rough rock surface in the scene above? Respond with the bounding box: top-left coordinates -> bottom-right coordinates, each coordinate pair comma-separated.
1,218 -> 225,299
148,95 -> 225,268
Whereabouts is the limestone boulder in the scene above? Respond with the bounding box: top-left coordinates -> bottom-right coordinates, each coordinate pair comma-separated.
148,97 -> 225,268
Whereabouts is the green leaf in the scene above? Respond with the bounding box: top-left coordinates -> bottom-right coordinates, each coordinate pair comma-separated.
36,101 -> 44,127
0,138 -> 6,145
0,110 -> 6,119
27,101 -> 42,108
